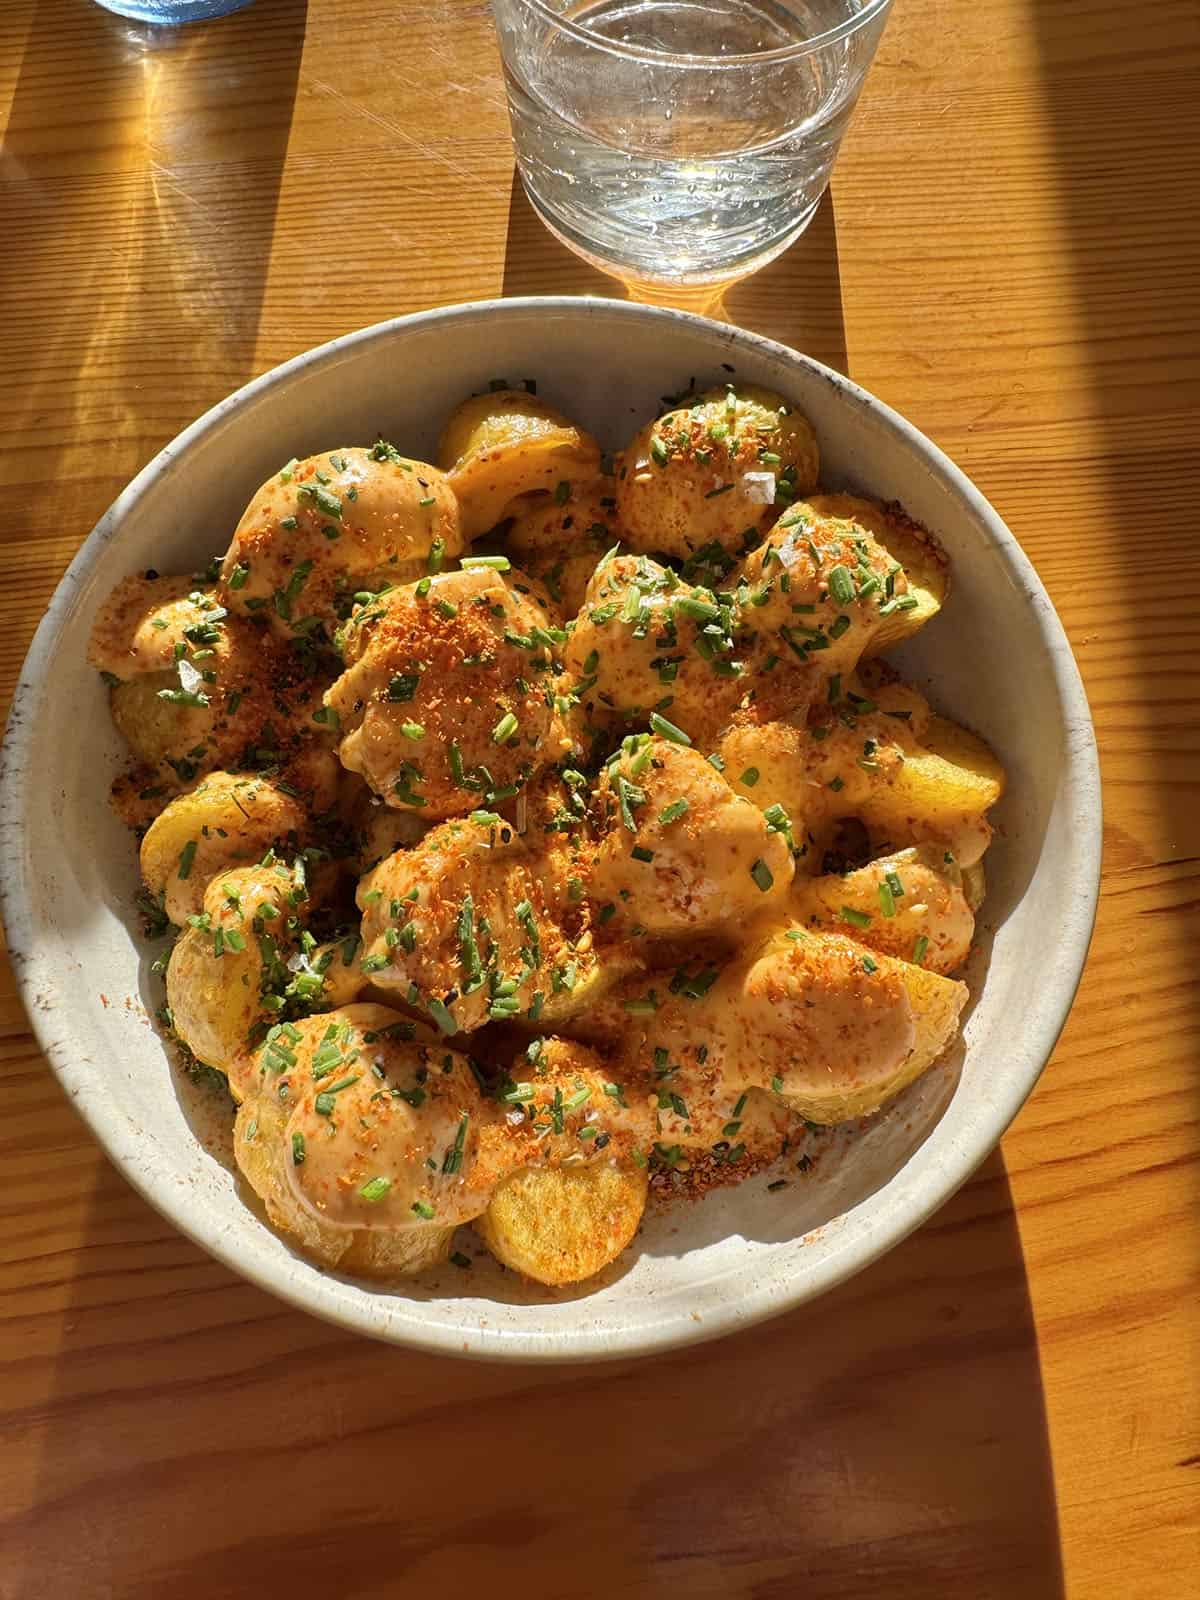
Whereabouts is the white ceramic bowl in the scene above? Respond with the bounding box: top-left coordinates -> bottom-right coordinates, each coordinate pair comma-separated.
0,298 -> 1100,1362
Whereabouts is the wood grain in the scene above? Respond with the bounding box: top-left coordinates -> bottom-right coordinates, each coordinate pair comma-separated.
1,0 -> 1197,1595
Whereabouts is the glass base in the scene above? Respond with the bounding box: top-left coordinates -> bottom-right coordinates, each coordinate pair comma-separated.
522,180 -> 823,298
91,0 -> 256,24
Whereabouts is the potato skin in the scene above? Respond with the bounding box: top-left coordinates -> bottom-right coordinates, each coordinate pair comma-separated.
616,384 -> 818,560
140,772 -> 308,925
165,864 -> 300,1092
221,446 -> 462,642
439,390 -> 601,539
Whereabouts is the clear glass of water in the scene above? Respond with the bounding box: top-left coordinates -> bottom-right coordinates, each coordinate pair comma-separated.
492,0 -> 894,289
91,0 -> 255,23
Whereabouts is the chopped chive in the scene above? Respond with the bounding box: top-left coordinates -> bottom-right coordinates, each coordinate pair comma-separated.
912,934 -> 929,965
442,1112 -> 470,1174
426,997 -> 458,1035
649,711 -> 691,746
739,766 -> 759,786
400,721 -> 425,740
878,881 -> 897,918
461,555 -> 511,570
411,1199 -> 436,1220
841,905 -> 871,928
291,1132 -> 306,1165
358,1176 -> 391,1202
492,711 -> 519,744
177,840 -> 197,880
658,798 -> 689,825
886,870 -> 905,898
650,435 -> 670,467
631,845 -> 655,863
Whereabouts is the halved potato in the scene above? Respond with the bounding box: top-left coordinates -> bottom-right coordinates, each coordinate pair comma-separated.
859,715 -> 1005,866
234,1096 -> 453,1277
800,493 -> 949,653
476,1160 -> 649,1286
140,772 -> 308,925
166,864 -> 298,1089
438,390 -> 601,539
617,384 -> 818,560
789,845 -> 974,975
769,942 -> 967,1124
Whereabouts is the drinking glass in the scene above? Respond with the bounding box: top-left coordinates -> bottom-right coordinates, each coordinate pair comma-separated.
492,0 -> 894,289
91,0 -> 256,23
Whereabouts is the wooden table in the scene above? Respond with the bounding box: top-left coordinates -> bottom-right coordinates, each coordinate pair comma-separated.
1,0 -> 1196,1593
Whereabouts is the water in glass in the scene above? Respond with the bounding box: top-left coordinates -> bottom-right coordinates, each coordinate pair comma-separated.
498,0 -> 889,286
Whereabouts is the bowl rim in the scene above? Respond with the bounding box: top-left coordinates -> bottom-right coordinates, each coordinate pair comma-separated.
0,296 -> 1101,1361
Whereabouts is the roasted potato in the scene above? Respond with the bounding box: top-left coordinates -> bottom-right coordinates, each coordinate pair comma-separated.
719,701 -> 1004,871
504,475 -> 621,616
591,735 -> 793,936
326,567 -> 570,818
220,446 -> 463,643
439,390 -> 601,539
166,863 -> 301,1094
355,810 -> 581,1033
236,1090 -> 455,1277
734,501 -> 910,671
140,771 -> 308,925
789,845 -> 974,974
563,553 -> 747,746
476,1160 -> 649,1285
616,384 -> 819,560
800,493 -> 948,654
233,1005 -> 470,1276
858,715 -> 1005,868
90,574 -> 336,826
576,925 -> 965,1126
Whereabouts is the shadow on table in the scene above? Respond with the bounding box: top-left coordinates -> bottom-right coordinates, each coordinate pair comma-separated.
0,0 -> 307,577
13,1144 -> 1063,1597
501,170 -> 850,374
1028,5 -> 1197,882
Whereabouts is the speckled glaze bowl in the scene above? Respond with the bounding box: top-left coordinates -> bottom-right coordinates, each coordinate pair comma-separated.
0,299 -> 1100,1361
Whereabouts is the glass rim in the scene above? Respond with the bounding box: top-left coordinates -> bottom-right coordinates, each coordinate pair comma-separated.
513,0 -> 893,66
